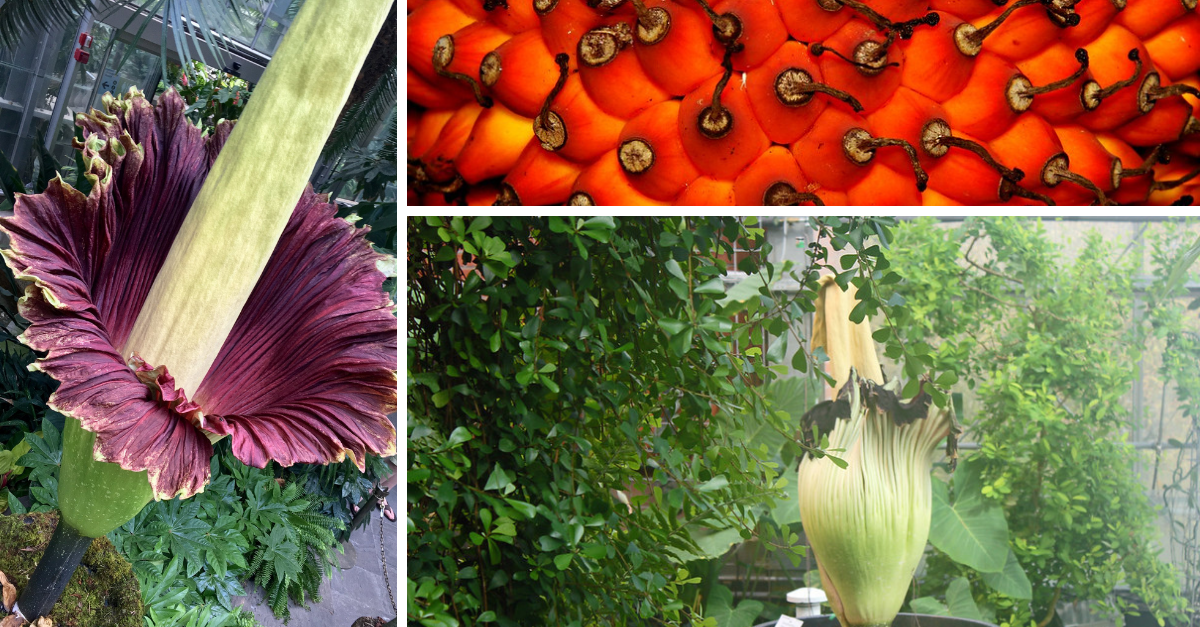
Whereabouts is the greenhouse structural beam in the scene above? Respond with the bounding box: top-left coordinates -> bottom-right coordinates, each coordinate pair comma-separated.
44,10 -> 94,152
93,4 -> 273,83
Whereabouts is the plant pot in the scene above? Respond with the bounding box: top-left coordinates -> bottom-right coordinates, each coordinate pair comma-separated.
756,612 -> 1000,627
0,512 -> 142,627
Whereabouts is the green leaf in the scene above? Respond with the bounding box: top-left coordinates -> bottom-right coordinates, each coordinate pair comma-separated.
665,259 -> 686,281
504,498 -> 538,520
980,548 -> 1033,599
946,577 -> 983,621
695,278 -> 726,295
466,216 -> 493,234
658,318 -> 689,336
443,426 -> 473,450
7,490 -> 26,514
431,389 -> 452,408
696,475 -> 728,492
553,553 -> 573,570
706,584 -> 764,627
910,596 -> 951,616
484,464 -> 515,492
768,470 -> 800,526
929,458 -> 1009,573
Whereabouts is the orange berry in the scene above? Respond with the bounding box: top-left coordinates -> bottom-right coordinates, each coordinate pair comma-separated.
710,0 -> 788,71
497,139 -> 583,205
678,68 -> 771,179
1049,124 -> 1118,205
674,176 -> 735,205
487,0 -> 541,33
420,103 -> 486,182
846,163 -> 922,205
1116,0 -> 1191,40
922,124 -> 1014,204
987,113 -> 1070,196
408,0 -> 477,84
793,104 -> 874,191
1116,85 -> 1193,147
617,100 -> 702,201
479,29 -> 561,118
1145,13 -> 1200,82
538,0 -> 607,69
1013,43 -> 1090,124
578,16 -> 671,118
866,85 -> 947,175
897,13 -> 975,103
439,22 -> 511,85
409,108 -> 456,159
1094,133 -> 1155,204
1075,25 -> 1152,132
534,73 -> 626,164
455,103 -> 534,183
569,149 -> 666,205
928,0 -> 1000,21
745,40 -> 850,145
942,53 -> 1023,140
733,146 -> 816,206
408,64 -> 471,109
633,0 -> 724,96
1060,0 -> 1121,47
816,18 -> 906,114
777,0 -> 851,44
969,2 -> 1061,63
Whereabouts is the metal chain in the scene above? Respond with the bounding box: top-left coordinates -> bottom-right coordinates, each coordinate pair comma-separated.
378,495 -> 396,615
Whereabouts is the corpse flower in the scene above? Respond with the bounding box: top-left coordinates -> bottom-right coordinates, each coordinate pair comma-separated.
2,88 -> 398,505
2,0 -> 392,618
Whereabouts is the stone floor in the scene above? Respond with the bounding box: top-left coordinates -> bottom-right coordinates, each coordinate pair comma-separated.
234,509 -> 399,627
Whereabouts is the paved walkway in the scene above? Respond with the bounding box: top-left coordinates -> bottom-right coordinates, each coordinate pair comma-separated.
235,511 -> 399,627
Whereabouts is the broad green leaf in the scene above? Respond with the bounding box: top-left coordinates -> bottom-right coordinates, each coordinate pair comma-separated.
706,584 -> 764,627
980,548 -> 1033,600
929,458 -> 1009,573
696,475 -> 729,492
553,553 -> 573,570
910,596 -> 951,616
695,278 -> 726,295
718,271 -> 774,308
484,464 -> 515,492
946,577 -> 983,621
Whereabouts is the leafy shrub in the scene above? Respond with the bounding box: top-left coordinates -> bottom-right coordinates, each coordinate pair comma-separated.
406,216 -> 931,626
883,218 -> 1188,627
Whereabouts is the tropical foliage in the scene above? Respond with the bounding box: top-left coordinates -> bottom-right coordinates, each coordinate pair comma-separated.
882,218 -> 1190,627
406,216 -> 946,626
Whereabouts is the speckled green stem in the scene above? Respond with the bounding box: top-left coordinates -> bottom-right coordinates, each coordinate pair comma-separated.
58,417 -> 153,538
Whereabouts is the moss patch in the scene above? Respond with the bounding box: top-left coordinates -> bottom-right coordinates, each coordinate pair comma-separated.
0,512 -> 141,627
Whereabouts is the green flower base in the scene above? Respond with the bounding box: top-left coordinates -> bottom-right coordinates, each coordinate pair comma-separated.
0,512 -> 141,627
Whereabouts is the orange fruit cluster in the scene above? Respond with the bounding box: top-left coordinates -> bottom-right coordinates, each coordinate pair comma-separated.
407,0 -> 1200,205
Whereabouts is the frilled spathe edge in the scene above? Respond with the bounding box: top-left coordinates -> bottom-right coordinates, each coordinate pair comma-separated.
0,90 -> 228,499
195,188 -> 398,471
0,88 -> 396,501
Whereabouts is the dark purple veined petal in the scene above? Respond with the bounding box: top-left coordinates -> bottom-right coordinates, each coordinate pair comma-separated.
0,88 -> 397,500
196,188 -> 398,470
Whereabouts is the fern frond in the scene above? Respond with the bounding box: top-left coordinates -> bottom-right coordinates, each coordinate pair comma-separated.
320,65 -> 396,159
